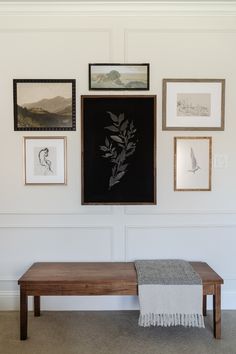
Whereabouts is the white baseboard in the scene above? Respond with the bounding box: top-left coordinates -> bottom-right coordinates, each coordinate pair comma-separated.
0,291 -> 19,311
1,291 -> 236,311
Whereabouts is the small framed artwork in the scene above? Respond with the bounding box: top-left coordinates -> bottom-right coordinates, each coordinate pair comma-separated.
174,137 -> 212,191
89,64 -> 149,90
24,136 -> 67,185
163,79 -> 225,130
81,95 -> 156,204
14,79 -> 76,131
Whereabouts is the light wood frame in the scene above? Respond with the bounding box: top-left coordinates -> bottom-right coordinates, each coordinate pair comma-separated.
174,136 -> 212,191
24,136 -> 67,185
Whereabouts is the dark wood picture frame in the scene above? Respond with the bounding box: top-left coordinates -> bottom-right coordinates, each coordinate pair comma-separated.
162,79 -> 225,131
81,95 -> 156,205
14,79 -> 76,131
89,64 -> 150,90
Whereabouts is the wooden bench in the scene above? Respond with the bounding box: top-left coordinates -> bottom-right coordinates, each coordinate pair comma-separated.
18,261 -> 223,340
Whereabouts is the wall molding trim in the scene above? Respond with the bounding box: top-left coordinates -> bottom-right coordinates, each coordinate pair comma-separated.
124,209 -> 236,215
125,224 -> 236,230
0,1 -> 236,17
1,217 -> 236,228
0,211 -> 236,228
1,209 -> 236,216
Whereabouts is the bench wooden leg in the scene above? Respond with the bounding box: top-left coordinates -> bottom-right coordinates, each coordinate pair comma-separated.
20,289 -> 28,340
34,296 -> 41,317
203,295 -> 207,316
213,284 -> 221,339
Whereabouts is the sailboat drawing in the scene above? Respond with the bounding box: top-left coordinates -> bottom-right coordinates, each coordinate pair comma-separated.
188,147 -> 200,173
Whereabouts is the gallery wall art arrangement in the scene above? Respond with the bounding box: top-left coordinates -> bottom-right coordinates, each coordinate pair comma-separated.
13,65 -> 226,204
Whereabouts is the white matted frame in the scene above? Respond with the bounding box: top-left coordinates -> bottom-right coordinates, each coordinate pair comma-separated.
163,79 -> 225,130
24,136 -> 67,185
174,137 -> 212,191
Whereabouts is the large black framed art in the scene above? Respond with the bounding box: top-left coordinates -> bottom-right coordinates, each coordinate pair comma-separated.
81,95 -> 156,205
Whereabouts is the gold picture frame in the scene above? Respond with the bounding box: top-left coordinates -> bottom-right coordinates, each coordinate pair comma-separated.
24,136 -> 67,185
174,136 -> 212,191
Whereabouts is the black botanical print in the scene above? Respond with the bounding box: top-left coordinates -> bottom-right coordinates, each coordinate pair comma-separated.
100,111 -> 138,190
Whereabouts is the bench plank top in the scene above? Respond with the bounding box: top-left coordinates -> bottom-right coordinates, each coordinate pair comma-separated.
18,261 -> 223,286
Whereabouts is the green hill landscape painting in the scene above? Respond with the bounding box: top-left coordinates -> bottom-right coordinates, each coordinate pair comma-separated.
14,80 -> 76,130
89,64 -> 149,90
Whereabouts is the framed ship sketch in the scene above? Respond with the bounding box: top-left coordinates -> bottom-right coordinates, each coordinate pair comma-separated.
81,95 -> 156,204
162,79 -> 225,130
174,137 -> 212,191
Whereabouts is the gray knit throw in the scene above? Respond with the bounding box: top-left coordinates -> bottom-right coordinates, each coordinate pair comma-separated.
135,259 -> 205,328
135,259 -> 202,285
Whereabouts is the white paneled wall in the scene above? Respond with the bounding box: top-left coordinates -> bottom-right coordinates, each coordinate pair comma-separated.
0,1 -> 236,310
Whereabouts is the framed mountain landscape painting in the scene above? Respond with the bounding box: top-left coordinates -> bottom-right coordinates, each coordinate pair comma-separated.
81,95 -> 156,204
14,79 -> 76,130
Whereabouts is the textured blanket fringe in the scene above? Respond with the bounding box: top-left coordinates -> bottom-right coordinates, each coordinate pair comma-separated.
139,313 -> 205,328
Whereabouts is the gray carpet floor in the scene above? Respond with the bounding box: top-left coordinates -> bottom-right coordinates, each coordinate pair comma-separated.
0,311 -> 236,354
